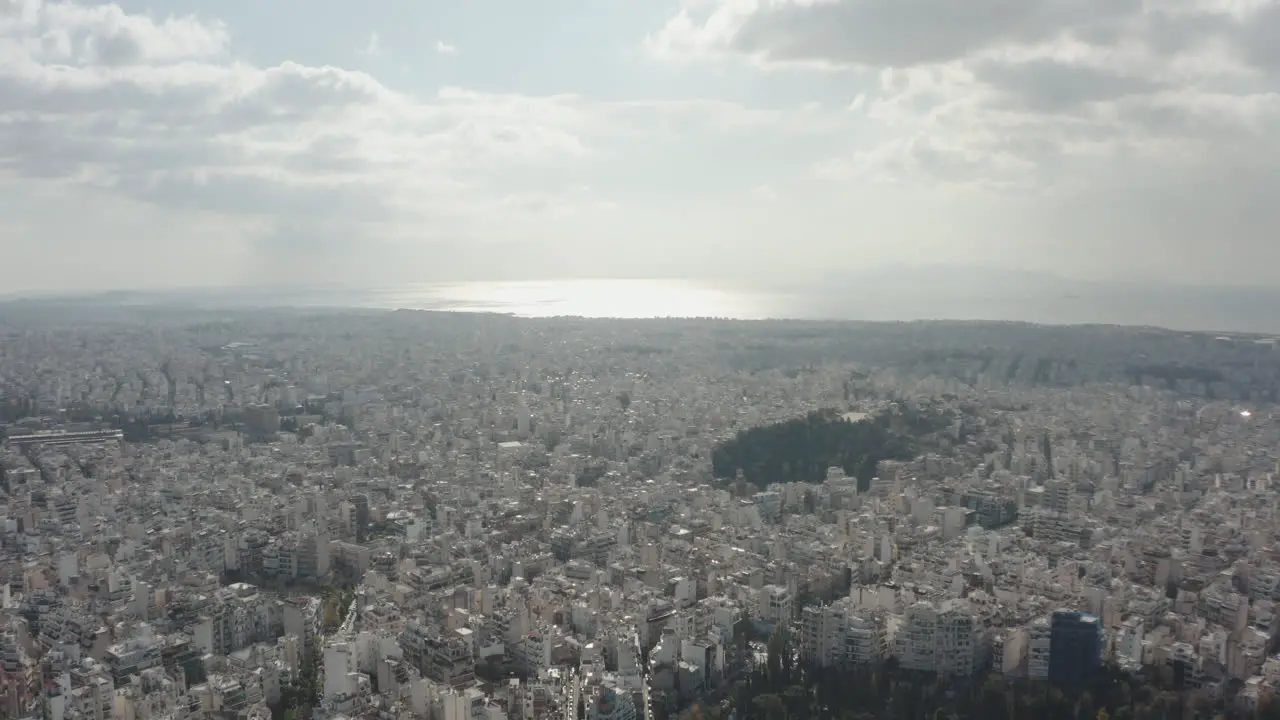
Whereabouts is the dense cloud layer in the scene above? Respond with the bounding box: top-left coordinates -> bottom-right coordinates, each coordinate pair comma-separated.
4,0 -> 1280,292
648,0 -> 1280,191
0,0 -> 826,288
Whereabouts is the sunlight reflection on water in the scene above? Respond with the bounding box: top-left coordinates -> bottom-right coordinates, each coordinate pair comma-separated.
298,278 -> 1280,333
365,279 -> 786,319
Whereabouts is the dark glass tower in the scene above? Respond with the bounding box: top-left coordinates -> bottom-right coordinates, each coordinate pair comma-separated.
1048,610 -> 1104,686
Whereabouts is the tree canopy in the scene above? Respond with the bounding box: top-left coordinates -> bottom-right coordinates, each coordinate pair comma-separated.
695,637 -> 1273,720
710,407 -> 943,492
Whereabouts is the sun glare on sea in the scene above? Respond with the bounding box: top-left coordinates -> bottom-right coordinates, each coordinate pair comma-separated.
415,279 -> 766,319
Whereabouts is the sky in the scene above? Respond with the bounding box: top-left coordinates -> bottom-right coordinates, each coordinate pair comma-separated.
3,0 -> 1280,293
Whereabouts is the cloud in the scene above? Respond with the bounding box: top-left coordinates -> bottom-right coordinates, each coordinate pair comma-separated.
649,0 -> 1280,195
0,0 -> 826,291
654,0 -> 1138,69
639,0 -> 1280,286
2,0 -> 228,65
435,39 -> 457,56
11,0 -> 1280,294
359,31 -> 380,57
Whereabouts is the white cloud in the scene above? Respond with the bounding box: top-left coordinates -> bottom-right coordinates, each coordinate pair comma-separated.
9,0 -> 1280,294
634,0 -> 1280,286
1,0 -> 228,65
435,39 -> 457,56
648,0 -> 1280,195
359,31 -> 380,57
0,0 -> 832,291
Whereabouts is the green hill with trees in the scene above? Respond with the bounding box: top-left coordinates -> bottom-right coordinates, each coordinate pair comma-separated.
710,406 -> 948,492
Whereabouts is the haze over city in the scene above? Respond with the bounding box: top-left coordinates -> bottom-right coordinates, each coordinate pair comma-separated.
4,0 -> 1280,302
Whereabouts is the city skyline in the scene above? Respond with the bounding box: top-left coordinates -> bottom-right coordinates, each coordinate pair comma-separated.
0,306 -> 1273,718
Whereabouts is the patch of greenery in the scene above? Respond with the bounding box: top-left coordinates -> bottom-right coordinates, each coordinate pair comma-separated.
711,407 -> 944,492
687,629 -> 1264,720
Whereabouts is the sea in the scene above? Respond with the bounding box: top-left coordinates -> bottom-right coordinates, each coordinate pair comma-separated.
12,276 -> 1280,335
245,277 -> 1280,335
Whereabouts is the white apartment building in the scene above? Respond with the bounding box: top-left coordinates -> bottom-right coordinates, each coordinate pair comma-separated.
801,603 -> 847,667
1027,618 -> 1050,679
845,616 -> 887,666
1114,617 -> 1144,667
894,600 -> 989,677
800,599 -> 886,668
759,585 -> 792,628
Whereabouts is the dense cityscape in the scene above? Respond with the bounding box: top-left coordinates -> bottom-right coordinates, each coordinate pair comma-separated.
2,304 -> 1280,720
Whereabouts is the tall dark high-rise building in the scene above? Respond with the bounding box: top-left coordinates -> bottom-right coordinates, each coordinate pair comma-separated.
243,404 -> 280,442
1048,610 -> 1103,687
352,494 -> 370,543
